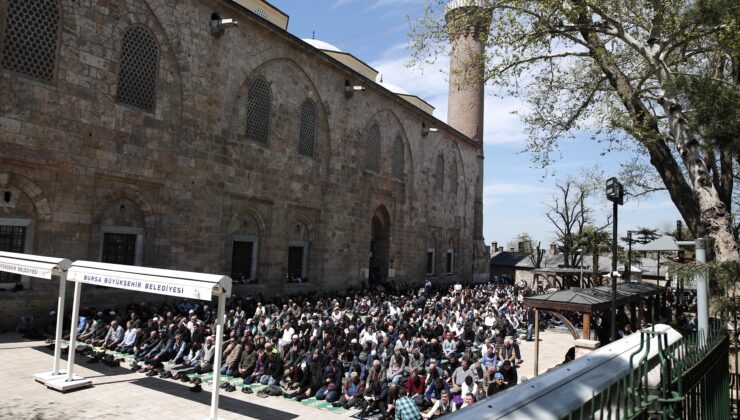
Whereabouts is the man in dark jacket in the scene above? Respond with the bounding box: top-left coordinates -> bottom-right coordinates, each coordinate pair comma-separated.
237,343 -> 257,379
260,351 -> 283,385
359,377 -> 388,418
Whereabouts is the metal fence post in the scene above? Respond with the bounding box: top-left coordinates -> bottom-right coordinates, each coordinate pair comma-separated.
695,238 -> 708,347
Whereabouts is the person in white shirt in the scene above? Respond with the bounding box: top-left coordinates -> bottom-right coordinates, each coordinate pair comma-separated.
116,320 -> 138,353
461,376 -> 478,400
254,302 -> 266,318
359,325 -> 378,348
449,321 -> 464,337
279,322 -> 295,348
331,305 -> 343,323
101,320 -> 124,350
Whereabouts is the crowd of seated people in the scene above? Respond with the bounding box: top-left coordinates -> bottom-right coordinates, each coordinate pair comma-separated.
67,282 -> 538,419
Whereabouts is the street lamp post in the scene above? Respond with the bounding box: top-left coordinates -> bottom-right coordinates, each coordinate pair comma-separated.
576,248 -> 583,288
626,231 -> 633,282
606,177 -> 624,342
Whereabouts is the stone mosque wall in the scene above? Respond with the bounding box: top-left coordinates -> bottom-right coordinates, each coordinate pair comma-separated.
0,0 -> 484,322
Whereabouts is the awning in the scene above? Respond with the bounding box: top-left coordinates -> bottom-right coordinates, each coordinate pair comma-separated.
0,251 -> 71,279
67,260 -> 232,301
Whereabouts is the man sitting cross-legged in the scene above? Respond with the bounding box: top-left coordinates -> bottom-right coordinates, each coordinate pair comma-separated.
141,332 -> 187,375
115,320 -> 138,354
332,372 -> 366,409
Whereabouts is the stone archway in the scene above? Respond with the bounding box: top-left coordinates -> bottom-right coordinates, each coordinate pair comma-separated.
369,205 -> 390,286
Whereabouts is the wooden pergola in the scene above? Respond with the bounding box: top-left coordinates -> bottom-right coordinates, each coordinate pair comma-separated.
524,282 -> 666,375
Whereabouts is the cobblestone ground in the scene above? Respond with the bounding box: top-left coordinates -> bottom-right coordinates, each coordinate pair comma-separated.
0,329 -> 574,419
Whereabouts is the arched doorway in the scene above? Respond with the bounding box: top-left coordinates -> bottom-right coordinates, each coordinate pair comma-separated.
369,206 -> 390,286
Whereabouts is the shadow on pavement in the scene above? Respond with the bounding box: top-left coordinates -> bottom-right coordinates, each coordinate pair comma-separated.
31,345 -> 297,419
31,345 -> 132,377
132,377 -> 298,420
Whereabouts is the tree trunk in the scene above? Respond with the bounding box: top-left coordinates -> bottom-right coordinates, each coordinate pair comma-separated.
659,92 -> 740,262
575,17 -> 739,263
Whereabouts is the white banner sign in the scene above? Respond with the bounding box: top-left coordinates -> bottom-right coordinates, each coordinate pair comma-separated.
67,268 -> 214,300
0,258 -> 53,279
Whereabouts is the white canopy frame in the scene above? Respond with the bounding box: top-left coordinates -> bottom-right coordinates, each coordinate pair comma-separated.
46,260 -> 232,420
0,251 -> 71,383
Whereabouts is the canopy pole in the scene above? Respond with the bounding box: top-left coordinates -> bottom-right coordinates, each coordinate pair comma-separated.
534,308 -> 540,376
210,292 -> 226,420
52,272 -> 67,375
65,281 -> 82,381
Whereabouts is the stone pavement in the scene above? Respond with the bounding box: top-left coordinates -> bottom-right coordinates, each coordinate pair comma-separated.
0,328 -> 576,419
516,327 -> 580,380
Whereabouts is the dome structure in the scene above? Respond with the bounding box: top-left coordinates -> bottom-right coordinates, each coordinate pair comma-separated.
301,38 -> 378,81
376,80 -> 410,95
375,75 -> 434,115
301,38 -> 342,53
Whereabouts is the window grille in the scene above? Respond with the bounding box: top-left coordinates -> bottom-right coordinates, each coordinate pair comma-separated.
116,26 -> 159,112
434,155 -> 444,192
101,233 -> 137,266
288,245 -> 306,279
426,250 -> 435,275
0,225 -> 25,283
1,0 -> 60,81
298,99 -> 317,157
246,77 -> 272,144
392,136 -> 404,180
366,123 -> 380,172
449,161 -> 458,194
231,241 -> 255,281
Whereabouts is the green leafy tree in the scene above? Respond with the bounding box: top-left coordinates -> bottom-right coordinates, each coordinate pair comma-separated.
633,227 -> 661,244
578,225 -> 612,286
411,0 -> 739,262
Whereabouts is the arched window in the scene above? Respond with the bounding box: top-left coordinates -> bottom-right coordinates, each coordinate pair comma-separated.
116,26 -> 159,112
245,77 -> 272,144
1,0 -> 60,81
366,123 -> 380,172
392,135 -> 404,180
449,161 -> 458,195
298,99 -> 317,157
434,155 -> 444,193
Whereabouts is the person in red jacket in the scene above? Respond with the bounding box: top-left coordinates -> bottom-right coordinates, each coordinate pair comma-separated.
404,368 -> 427,407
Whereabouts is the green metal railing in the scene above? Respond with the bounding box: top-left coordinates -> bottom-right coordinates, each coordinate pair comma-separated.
563,319 -> 731,420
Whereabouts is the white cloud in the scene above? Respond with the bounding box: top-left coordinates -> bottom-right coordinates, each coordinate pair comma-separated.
371,44 -> 530,146
332,0 -> 425,10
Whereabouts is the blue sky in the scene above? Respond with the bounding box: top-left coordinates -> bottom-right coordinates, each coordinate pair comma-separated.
269,0 -> 683,247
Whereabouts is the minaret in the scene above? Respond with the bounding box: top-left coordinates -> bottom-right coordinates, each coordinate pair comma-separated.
445,0 -> 491,142
445,0 -> 492,281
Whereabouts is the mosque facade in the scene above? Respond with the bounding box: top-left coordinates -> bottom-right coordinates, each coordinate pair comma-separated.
0,0 -> 489,319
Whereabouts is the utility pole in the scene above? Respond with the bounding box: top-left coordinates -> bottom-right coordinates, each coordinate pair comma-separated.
606,177 -> 624,342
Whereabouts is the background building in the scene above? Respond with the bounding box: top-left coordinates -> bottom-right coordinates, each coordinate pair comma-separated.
0,0 -> 489,323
